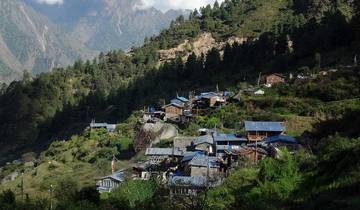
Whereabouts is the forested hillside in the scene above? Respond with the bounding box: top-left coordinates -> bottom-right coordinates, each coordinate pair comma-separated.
1,0 -> 360,209
0,0 -> 358,164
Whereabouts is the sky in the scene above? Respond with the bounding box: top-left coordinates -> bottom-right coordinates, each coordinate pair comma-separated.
35,0 -> 225,11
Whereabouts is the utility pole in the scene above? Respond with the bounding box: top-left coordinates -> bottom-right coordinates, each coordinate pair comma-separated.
206,155 -> 210,190
354,54 -> 358,67
49,184 -> 53,210
257,72 -> 262,87
255,131 -> 258,164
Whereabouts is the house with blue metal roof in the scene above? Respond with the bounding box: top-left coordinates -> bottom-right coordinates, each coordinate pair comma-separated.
163,96 -> 192,122
187,156 -> 220,177
245,121 -> 286,142
168,176 -> 207,196
263,135 -> 301,152
96,170 -> 124,193
192,135 -> 215,154
90,120 -> 117,132
213,133 -> 247,157
176,96 -> 189,103
263,135 -> 297,144
193,91 -> 227,109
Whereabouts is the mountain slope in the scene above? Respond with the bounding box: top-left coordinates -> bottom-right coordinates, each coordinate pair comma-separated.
0,0 -> 185,83
0,0 -> 97,82
0,0 -> 358,164
24,0 -> 187,51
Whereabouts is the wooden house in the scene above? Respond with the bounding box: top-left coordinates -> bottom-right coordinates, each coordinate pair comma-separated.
213,133 -> 247,158
237,147 -> 268,164
192,135 -> 214,155
145,147 -> 183,163
265,73 -> 286,86
192,92 -> 227,109
168,176 -> 207,197
263,135 -> 301,152
188,156 -> 220,177
164,103 -> 184,115
245,121 -> 285,142
96,170 -> 124,193
163,96 -> 192,118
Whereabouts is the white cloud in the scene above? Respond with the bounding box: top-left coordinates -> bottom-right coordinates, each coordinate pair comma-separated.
36,0 -> 63,5
136,0 -> 225,12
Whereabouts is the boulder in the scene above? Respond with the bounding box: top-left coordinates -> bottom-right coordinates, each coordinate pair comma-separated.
142,122 -> 178,144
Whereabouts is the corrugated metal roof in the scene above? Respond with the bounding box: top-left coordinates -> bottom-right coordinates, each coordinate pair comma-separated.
171,99 -> 185,106
177,96 -> 189,102
168,176 -> 207,187
189,156 -> 220,168
164,102 -> 184,108
244,121 -> 285,132
181,151 -> 205,162
193,135 -> 214,145
264,135 -> 297,144
216,145 -> 243,152
200,92 -> 218,99
90,122 -> 116,132
213,133 -> 247,142
145,148 -> 183,156
99,170 -> 125,182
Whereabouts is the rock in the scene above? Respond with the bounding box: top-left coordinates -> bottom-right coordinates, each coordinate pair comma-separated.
12,159 -> 23,165
24,161 -> 35,168
143,122 -> 178,140
158,32 -> 247,64
22,152 -> 37,162
2,171 -> 19,184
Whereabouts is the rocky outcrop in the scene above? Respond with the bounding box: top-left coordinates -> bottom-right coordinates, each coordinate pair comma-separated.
158,32 -> 247,63
134,122 -> 178,151
143,122 -> 178,141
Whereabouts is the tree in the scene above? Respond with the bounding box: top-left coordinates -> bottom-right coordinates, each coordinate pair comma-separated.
0,190 -> 16,206
0,83 -> 7,95
75,186 -> 100,206
205,48 -> 221,75
109,180 -> 158,209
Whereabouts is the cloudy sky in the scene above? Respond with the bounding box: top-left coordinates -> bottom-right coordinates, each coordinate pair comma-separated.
138,0 -> 224,11
35,0 -> 224,11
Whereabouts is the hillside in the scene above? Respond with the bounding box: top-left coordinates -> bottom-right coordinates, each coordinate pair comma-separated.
0,0 -> 360,209
0,0 -> 358,165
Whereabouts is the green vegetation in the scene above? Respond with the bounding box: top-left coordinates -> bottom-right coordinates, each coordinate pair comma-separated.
0,0 -> 360,209
0,116 -> 138,199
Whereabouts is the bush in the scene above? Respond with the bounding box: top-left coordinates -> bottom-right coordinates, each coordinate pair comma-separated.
109,180 -> 158,210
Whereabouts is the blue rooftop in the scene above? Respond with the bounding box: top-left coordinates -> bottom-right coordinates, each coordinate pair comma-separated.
200,92 -> 218,99
189,156 -> 220,168
213,133 -> 247,142
181,151 -> 205,162
264,135 -> 298,144
193,135 -> 214,145
170,99 -> 185,106
177,96 -> 189,102
168,176 -> 207,187
99,170 -> 125,182
245,121 -> 285,132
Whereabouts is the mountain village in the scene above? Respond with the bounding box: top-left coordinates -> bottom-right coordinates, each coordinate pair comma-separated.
94,73 -> 301,199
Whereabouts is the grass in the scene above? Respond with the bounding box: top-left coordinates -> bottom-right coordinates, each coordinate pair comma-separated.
0,129 -> 138,198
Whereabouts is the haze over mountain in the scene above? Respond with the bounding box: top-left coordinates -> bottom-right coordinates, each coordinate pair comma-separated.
0,0 -> 97,82
0,0 -> 188,82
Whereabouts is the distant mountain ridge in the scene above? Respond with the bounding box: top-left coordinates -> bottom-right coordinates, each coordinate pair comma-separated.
0,0 -> 186,82
24,0 -> 188,51
0,0 -> 97,82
